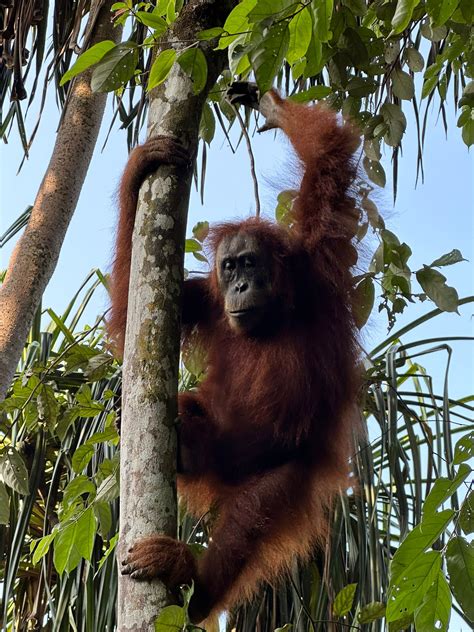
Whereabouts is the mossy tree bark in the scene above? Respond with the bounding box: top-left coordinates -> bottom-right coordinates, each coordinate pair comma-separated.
0,0 -> 121,401
117,1 -> 235,629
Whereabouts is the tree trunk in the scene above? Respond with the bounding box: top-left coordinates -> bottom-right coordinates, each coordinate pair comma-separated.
0,0 -> 121,401
117,1 -> 234,630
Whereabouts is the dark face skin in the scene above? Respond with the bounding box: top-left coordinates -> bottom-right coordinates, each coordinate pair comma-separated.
216,233 -> 273,333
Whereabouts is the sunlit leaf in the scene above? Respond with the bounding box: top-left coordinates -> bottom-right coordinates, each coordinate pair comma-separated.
60,41 -> 116,86
358,601 -> 386,623
391,0 -> 421,35
177,48 -> 208,95
0,446 -> 29,494
90,42 -> 138,92
148,49 -> 177,91
333,583 -> 357,617
414,570 -> 451,632
250,22 -> 289,93
422,464 -> 470,515
446,537 -> 474,621
287,6 -> 312,64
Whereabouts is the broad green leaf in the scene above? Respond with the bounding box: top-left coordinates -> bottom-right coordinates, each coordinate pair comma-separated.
90,42 -> 138,92
63,475 -> 96,507
446,537 -> 474,621
0,481 -> 9,524
404,47 -> 424,72
389,614 -> 414,631
392,68 -> 415,100
60,40 -> 116,86
381,102 -> 407,147
54,521 -> 81,574
421,21 -> 448,41
453,431 -> 474,464
312,0 -> 334,43
422,464 -> 470,515
84,353 -> 113,381
96,472 -> 120,503
426,0 -> 460,26
75,508 -> 96,561
72,444 -> 95,474
414,570 -> 451,632
274,626 -> 293,632
94,501 -> 113,538
288,86 -> 331,102
98,533 -> 119,571
88,427 -> 119,445
32,532 -> 56,565
148,49 -> 177,91
333,583 -> 357,617
347,76 -> 378,97
37,384 -> 59,426
391,0 -> 420,35
287,7 -> 312,64
218,0 -> 256,49
353,277 -> 375,329
177,48 -> 207,95
387,551 -> 441,621
390,509 -> 454,581
363,158 -> 386,187
199,102 -> 215,144
192,221 -> 209,242
248,0 -> 297,22
430,248 -> 466,267
416,266 -> 459,312
275,189 -> 297,224
363,196 -> 384,228
358,602 -> 386,623
462,115 -> 474,147
422,74 -> 439,99
0,446 -> 29,494
154,605 -> 186,630
185,238 -> 202,253
459,491 -> 474,535
135,11 -> 168,33
250,22 -> 289,93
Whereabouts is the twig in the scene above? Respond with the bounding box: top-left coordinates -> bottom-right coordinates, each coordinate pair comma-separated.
230,102 -> 261,218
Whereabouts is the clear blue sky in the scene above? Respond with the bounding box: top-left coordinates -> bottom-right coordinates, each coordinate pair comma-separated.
0,88 -> 473,630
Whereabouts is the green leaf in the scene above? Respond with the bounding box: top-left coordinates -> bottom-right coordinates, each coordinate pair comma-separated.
0,481 -> 9,524
353,277 -> 375,329
453,431 -> 474,464
426,0 -> 460,26
404,47 -> 424,72
60,40 -> 116,86
154,605 -> 186,630
72,444 -> 95,474
387,551 -> 441,621
94,501 -> 113,538
462,114 -> 474,147
90,42 -> 139,92
197,27 -> 224,40
54,521 -> 81,574
358,602 -> 386,623
75,508 -> 97,561
32,532 -> 56,565
422,74 -> 439,99
0,446 -> 29,494
430,248 -> 466,267
414,570 -> 451,632
148,49 -> 177,91
287,6 -> 312,64
63,475 -> 96,508
135,11 -> 168,33
446,537 -> 474,621
392,68 -> 415,100
218,0 -> 257,49
333,583 -> 357,617
288,86 -> 331,102
312,0 -> 334,43
363,158 -> 386,187
416,266 -> 459,312
84,353 -> 113,381
275,189 -> 297,224
250,22 -> 289,93
185,238 -> 202,253
391,0 -> 421,35
192,221 -> 209,242
96,472 -> 120,503
347,76 -> 378,97
390,509 -> 454,581
459,491 -> 474,535
177,48 -> 208,95
421,21 -> 448,42
381,102 -> 407,147
37,384 -> 59,426
423,464 -> 470,516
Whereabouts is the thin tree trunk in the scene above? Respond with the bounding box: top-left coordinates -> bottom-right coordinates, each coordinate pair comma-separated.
117,1 -> 234,629
0,0 -> 121,400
